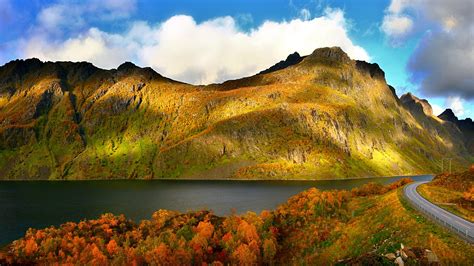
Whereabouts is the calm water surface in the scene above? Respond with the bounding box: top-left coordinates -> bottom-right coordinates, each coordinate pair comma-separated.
0,175 -> 432,245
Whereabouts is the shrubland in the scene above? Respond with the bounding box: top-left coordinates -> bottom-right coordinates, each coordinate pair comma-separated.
2,178 -> 473,265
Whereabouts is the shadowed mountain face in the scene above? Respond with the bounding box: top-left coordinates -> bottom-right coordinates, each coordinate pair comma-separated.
400,93 -> 433,117
0,47 -> 472,180
438,109 -> 474,153
259,52 -> 306,74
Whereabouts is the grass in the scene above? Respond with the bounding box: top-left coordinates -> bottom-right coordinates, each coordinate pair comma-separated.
313,188 -> 474,264
1,49 -> 471,180
418,183 -> 473,222
2,179 -> 473,264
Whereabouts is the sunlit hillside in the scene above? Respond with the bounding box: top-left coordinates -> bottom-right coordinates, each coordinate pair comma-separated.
0,47 -> 471,180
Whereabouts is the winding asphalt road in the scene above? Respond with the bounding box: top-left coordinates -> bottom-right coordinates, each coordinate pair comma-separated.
403,181 -> 474,243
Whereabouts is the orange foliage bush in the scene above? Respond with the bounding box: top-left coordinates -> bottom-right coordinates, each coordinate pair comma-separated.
462,186 -> 474,203
0,179 -> 413,265
432,168 -> 474,192
351,178 -> 413,197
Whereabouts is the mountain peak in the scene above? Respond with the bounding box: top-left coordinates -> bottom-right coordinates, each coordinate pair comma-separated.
400,92 -> 433,117
355,61 -> 385,80
259,51 -> 305,74
0,58 -> 44,77
117,61 -> 139,72
439,109 -> 458,122
307,47 -> 351,64
285,52 -> 301,61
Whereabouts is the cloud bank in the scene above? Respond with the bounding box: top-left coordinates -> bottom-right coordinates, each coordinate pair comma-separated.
382,0 -> 474,117
21,7 -> 369,84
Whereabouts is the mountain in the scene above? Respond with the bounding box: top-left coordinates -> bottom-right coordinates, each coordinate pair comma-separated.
259,52 -> 306,74
0,47 -> 472,180
400,93 -> 433,117
438,109 -> 474,153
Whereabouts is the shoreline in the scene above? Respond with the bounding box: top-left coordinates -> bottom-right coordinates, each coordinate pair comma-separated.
0,173 -> 434,182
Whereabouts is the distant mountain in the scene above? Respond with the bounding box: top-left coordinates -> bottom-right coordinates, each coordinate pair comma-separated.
259,52 -> 305,74
438,109 -> 474,153
400,93 -> 433,117
0,47 -> 471,180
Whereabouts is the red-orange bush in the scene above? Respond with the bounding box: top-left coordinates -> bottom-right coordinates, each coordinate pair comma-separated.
0,179 -> 413,265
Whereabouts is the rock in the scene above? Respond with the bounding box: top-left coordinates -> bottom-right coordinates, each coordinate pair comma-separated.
424,249 -> 440,265
117,61 -> 138,72
313,47 -> 350,62
355,60 -> 385,80
438,108 -> 458,123
405,249 -> 417,259
384,253 -> 396,260
394,256 -> 404,266
259,52 -> 305,74
287,148 -> 306,164
400,93 -> 434,117
400,250 -> 408,260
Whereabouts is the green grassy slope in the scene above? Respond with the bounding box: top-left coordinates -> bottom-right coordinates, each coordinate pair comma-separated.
0,47 -> 471,179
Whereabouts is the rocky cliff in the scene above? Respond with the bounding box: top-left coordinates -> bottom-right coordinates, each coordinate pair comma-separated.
0,47 -> 471,180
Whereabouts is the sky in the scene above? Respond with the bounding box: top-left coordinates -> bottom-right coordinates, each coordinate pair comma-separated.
0,0 -> 473,119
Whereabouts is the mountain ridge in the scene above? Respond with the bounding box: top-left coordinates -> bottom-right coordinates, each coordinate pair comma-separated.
0,47 -> 471,180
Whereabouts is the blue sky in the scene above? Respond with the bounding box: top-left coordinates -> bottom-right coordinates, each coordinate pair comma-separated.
0,0 -> 472,118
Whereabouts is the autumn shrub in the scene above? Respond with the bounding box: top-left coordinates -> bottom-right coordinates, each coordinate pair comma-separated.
463,187 -> 474,202
0,179 -> 416,265
351,178 -> 413,197
432,168 -> 474,192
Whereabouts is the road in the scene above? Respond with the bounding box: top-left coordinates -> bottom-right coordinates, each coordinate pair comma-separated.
403,181 -> 474,243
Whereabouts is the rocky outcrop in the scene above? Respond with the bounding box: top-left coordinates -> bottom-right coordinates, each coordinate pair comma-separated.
340,244 -> 440,265
400,92 -> 433,117
306,46 -> 352,64
259,52 -> 305,74
355,60 -> 385,80
439,108 -> 458,122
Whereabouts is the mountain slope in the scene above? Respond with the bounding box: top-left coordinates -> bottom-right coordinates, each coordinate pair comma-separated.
438,109 -> 474,153
0,47 -> 471,180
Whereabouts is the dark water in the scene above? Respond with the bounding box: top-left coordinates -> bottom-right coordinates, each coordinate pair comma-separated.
0,175 -> 432,245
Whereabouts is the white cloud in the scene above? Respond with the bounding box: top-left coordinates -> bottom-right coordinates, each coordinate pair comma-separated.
401,0 -> 474,100
431,103 -> 444,116
381,14 -> 413,37
445,96 -> 465,117
22,9 -> 370,85
36,0 -> 137,34
380,0 -> 474,119
381,0 -> 414,40
408,29 -> 474,100
382,0 -> 474,38
299,9 -> 311,21
387,0 -> 410,14
23,28 -> 134,69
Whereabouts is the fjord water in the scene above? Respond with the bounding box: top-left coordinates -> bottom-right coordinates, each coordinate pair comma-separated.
0,175 -> 432,245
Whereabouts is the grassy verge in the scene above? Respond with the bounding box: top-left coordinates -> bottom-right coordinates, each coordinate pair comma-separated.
417,183 -> 473,222
314,188 -> 474,264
